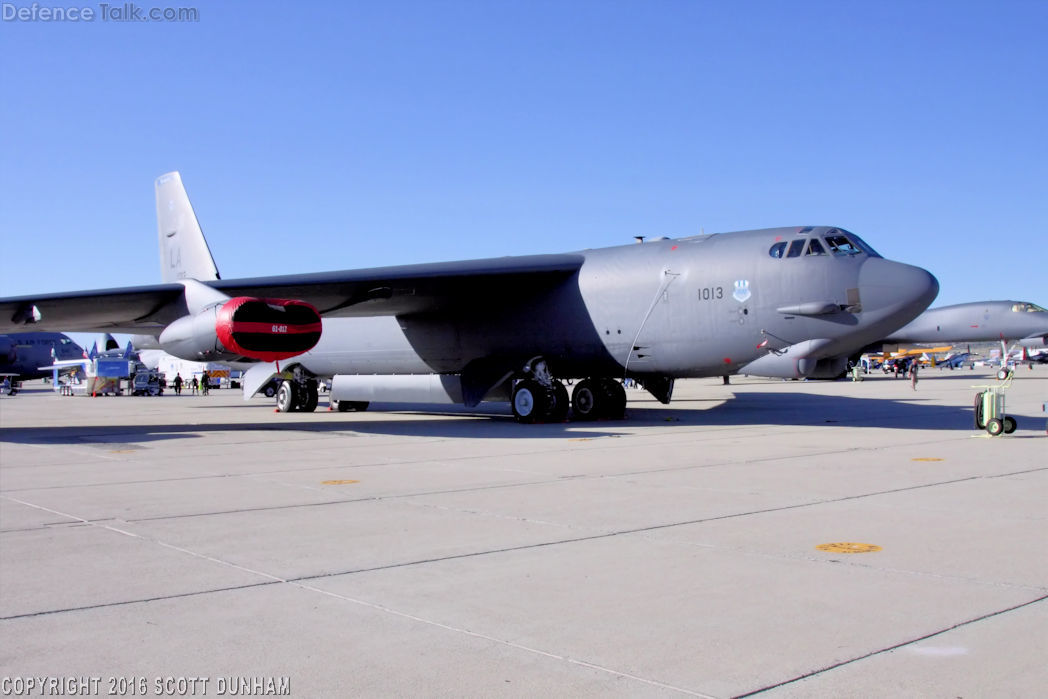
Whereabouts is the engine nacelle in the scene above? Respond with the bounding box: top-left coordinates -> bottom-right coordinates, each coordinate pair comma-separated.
159,297 -> 322,363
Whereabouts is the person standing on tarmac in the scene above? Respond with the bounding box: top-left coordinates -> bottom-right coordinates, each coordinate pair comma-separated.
201,373 -> 210,396
173,373 -> 183,395
910,361 -> 919,390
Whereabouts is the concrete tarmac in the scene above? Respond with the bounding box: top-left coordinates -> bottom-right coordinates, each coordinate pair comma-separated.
1,368 -> 1046,697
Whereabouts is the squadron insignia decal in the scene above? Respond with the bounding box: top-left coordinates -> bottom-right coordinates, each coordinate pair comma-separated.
733,279 -> 751,303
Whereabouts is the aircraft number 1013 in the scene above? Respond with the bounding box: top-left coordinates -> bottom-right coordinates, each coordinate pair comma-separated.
698,286 -> 724,301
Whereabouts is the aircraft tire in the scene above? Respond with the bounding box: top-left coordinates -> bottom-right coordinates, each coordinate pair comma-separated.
986,418 -> 1004,436
1003,416 -> 1017,434
549,382 -> 569,422
599,378 -> 627,419
571,380 -> 600,421
301,380 -> 319,413
276,381 -> 297,413
512,379 -> 544,423
996,369 -> 1009,381
336,400 -> 369,412
264,385 -> 277,398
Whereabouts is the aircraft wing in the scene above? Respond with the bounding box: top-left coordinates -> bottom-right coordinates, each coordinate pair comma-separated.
36,358 -> 91,371
0,254 -> 586,333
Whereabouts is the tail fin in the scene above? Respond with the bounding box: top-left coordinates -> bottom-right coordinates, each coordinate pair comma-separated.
156,171 -> 220,283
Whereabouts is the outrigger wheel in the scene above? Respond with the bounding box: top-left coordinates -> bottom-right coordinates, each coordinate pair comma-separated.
336,401 -> 370,413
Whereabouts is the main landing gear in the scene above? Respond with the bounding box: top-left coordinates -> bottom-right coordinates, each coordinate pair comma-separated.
510,359 -> 627,424
569,378 -> 626,421
275,368 -> 319,413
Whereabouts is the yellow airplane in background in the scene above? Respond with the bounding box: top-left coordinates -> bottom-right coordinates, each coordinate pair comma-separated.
881,346 -> 954,367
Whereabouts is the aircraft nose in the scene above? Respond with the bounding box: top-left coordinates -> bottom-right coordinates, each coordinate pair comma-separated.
858,257 -> 939,327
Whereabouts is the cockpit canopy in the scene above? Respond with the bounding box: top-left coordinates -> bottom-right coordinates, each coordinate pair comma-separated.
769,228 -> 881,260
1011,302 -> 1047,313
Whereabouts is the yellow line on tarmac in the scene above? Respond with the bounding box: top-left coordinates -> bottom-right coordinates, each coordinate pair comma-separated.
816,542 -> 882,554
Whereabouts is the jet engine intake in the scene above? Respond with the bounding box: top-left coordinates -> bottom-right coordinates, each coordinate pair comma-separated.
159,297 -> 321,363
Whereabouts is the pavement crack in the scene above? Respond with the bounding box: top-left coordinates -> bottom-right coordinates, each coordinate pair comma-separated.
731,594 -> 1048,697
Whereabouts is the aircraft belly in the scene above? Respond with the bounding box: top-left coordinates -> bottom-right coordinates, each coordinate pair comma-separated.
291,290 -> 617,378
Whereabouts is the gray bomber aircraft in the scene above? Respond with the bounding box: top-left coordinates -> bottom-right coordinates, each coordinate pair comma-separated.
0,172 -> 938,422
885,300 -> 1048,347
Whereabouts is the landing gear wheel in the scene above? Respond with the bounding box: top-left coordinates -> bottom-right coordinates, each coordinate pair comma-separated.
301,379 -> 319,413
1003,416 -> 1017,434
337,401 -> 369,413
996,369 -> 1009,380
549,381 -> 569,422
986,418 -> 1004,436
512,379 -> 544,423
598,378 -> 627,419
264,383 -> 277,398
572,379 -> 600,421
276,380 -> 298,413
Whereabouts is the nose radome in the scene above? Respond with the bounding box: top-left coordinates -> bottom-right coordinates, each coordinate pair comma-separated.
858,258 -> 939,320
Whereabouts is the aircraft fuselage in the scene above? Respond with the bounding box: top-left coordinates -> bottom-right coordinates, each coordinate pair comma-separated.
293,228 -> 937,384
885,301 -> 1048,344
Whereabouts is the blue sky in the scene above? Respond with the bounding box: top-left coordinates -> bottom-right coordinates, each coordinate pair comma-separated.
2,0 -> 1045,307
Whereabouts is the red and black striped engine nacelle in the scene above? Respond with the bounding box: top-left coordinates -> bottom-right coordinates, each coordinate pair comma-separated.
158,297 -> 322,363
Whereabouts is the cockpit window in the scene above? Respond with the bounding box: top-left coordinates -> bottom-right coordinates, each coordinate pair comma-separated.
1012,302 -> 1047,312
770,231 -> 882,260
824,234 -> 862,256
822,228 -> 882,258
842,231 -> 882,258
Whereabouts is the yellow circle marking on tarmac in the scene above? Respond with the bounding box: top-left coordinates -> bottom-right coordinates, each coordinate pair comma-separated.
816,542 -> 882,554
322,479 -> 360,485
912,457 -> 945,462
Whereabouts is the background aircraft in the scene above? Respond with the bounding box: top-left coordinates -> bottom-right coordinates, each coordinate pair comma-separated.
885,300 -> 1048,345
936,351 -> 974,369
884,300 -> 1048,377
0,332 -> 86,393
1,173 -> 938,422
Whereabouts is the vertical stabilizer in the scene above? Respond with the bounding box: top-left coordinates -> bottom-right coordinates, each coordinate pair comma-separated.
156,172 -> 220,282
